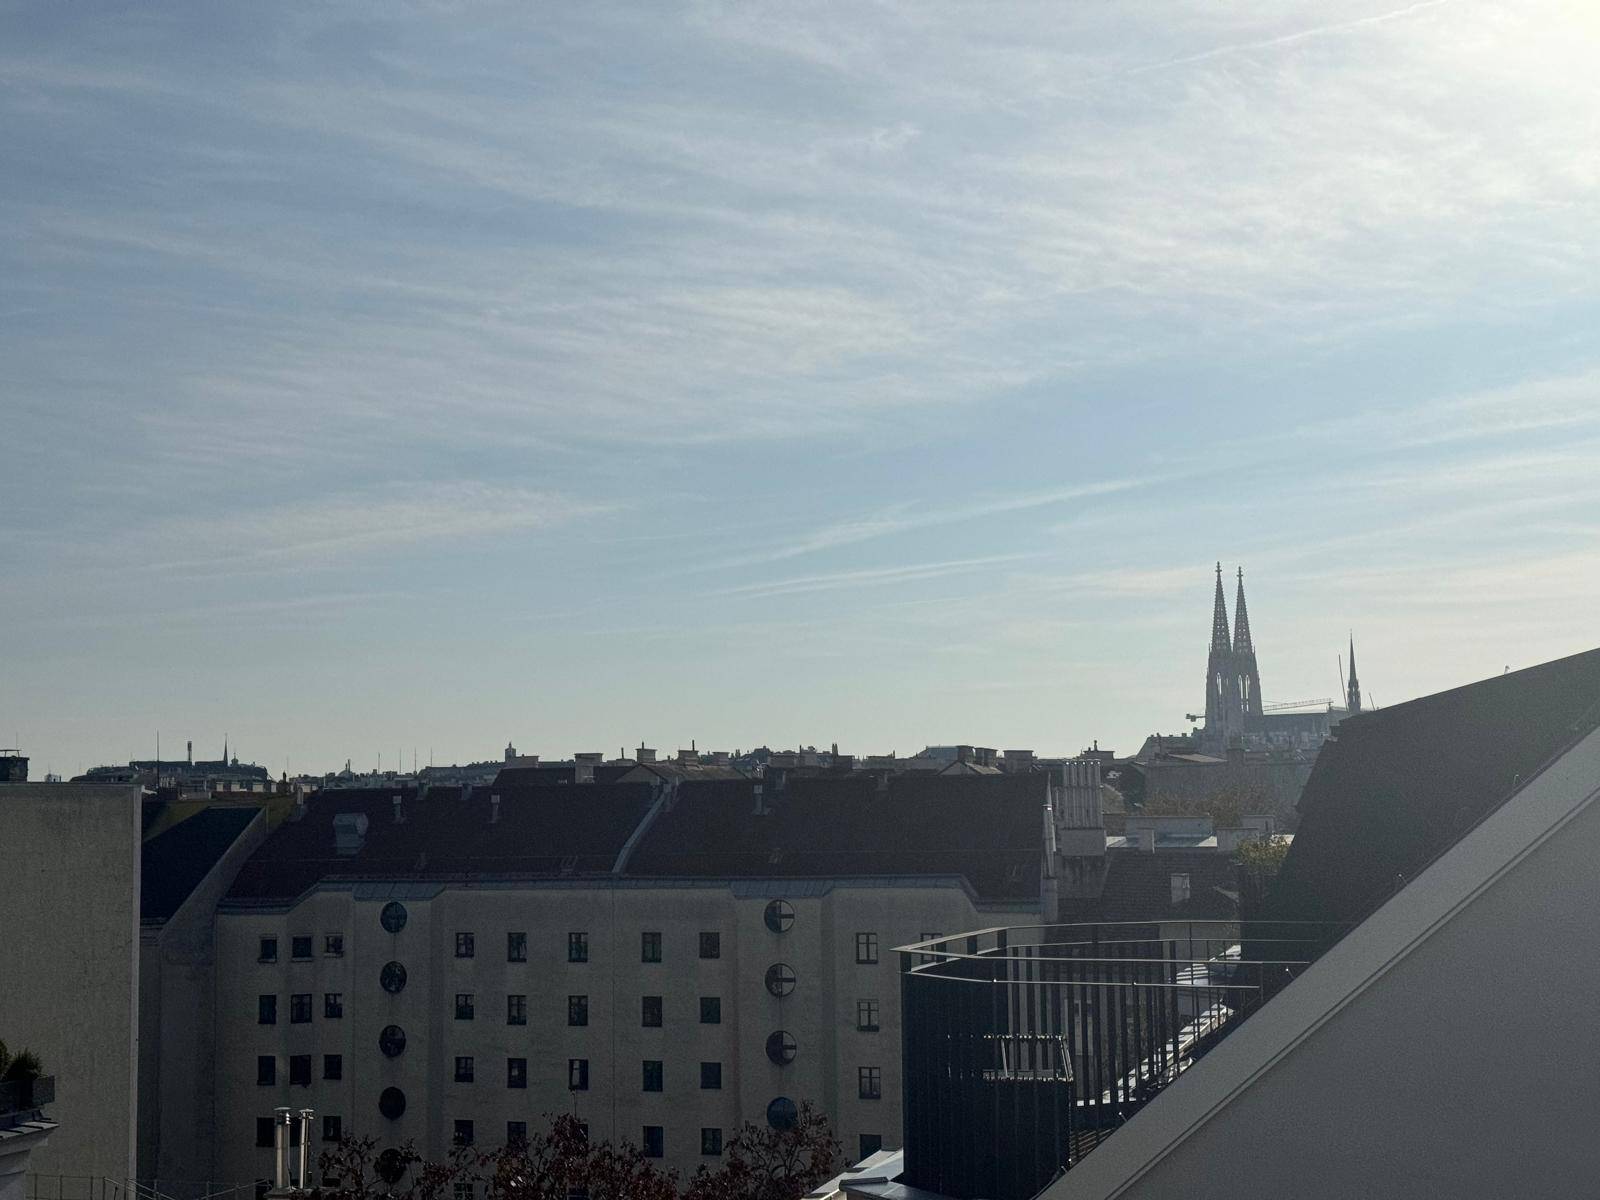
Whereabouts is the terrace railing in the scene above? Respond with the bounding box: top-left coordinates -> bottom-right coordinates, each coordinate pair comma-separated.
898,922 -> 1344,1200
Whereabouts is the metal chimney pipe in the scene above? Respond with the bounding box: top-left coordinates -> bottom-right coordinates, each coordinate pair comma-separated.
274,1106 -> 292,1190
298,1108 -> 315,1189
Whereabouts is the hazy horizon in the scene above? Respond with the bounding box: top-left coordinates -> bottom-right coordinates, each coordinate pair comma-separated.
6,2 -> 1599,779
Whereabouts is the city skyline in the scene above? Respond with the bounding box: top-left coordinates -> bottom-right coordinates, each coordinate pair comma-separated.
6,2 -> 1600,777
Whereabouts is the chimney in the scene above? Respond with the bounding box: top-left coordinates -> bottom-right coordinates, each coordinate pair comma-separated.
637,746 -> 657,764
273,1107 -> 292,1192
297,1108 -> 314,1189
290,782 -> 308,822
678,747 -> 700,766
392,793 -> 405,824
752,782 -> 766,815
575,752 -> 603,783
490,793 -> 501,824
186,739 -> 193,766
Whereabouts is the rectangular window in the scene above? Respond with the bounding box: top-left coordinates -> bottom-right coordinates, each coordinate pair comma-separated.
506,1121 -> 528,1147
258,937 -> 278,964
290,993 -> 312,1024
700,996 -> 721,1025
859,1133 -> 883,1159
507,994 -> 527,1025
701,1128 -> 723,1156
1171,872 -> 1192,905
568,931 -> 589,963
698,931 -> 720,959
453,1120 -> 474,1147
857,998 -> 881,1032
258,994 -> 277,1025
507,1057 -> 527,1089
568,1058 -> 589,1091
455,931 -> 476,958
699,1061 -> 722,1090
568,994 -> 589,1026
455,1056 -> 474,1083
919,931 -> 942,966
855,932 -> 879,964
324,1115 -> 343,1143
324,933 -> 344,957
291,935 -> 313,960
642,1060 -> 663,1092
641,995 -> 663,1027
642,1126 -> 664,1159
455,993 -> 474,1021
257,1055 -> 276,1086
452,1184 -> 472,1200
256,1117 -> 274,1148
641,931 -> 662,963
858,1066 -> 882,1100
289,1055 -> 311,1087
324,993 -> 343,1019
507,931 -> 528,962
323,1054 -> 342,1081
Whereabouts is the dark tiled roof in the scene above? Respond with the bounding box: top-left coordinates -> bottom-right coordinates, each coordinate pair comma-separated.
1263,646 -> 1600,928
625,772 -> 1047,903
142,806 -> 262,921
1059,849 -> 1239,923
226,783 -> 657,901
224,772 -> 1049,905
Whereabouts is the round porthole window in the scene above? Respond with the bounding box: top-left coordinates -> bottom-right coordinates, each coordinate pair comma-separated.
376,1148 -> 408,1185
764,962 -> 796,997
378,1087 -> 407,1120
380,961 -> 407,994
764,899 -> 795,934
766,1097 -> 798,1131
766,1030 -> 797,1065
378,1024 -> 407,1058
380,901 -> 408,933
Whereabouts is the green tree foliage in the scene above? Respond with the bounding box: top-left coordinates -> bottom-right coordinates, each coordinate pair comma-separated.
319,1106 -> 841,1200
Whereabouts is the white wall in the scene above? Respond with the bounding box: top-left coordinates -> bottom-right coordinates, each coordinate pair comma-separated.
213,880 -> 1007,1184
0,784 -> 141,1183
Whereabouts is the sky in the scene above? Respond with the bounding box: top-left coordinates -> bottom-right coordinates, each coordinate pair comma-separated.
4,1 -> 1600,778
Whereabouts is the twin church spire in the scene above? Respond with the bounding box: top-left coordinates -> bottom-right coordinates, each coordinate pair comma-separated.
1202,563 -> 1264,748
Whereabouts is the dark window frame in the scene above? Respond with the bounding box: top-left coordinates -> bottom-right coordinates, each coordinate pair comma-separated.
258,937 -> 278,964
256,1055 -> 275,1086
699,1061 -> 722,1090
699,996 -> 721,1024
568,931 -> 589,963
855,932 -> 879,964
507,931 -> 528,962
324,992 -> 343,1019
506,994 -> 527,1026
507,1057 -> 527,1089
454,1055 -> 474,1083
698,931 -> 720,959
455,931 -> 476,958
858,1065 -> 882,1100
641,931 -> 662,963
568,995 -> 588,1027
857,998 -> 881,1032
642,1059 -> 663,1092
642,1126 -> 664,1159
568,1058 -> 589,1091
701,1128 -> 723,1156
291,935 -> 314,961
289,993 -> 313,1024
641,995 -> 663,1028
455,992 -> 475,1021
258,994 -> 277,1025
323,1054 -> 342,1081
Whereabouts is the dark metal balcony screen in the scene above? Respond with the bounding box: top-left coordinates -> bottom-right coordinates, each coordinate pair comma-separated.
899,923 -> 1336,1200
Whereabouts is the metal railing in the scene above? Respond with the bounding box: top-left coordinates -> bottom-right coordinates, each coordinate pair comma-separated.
898,921 -> 1345,1200
26,1178 -> 261,1200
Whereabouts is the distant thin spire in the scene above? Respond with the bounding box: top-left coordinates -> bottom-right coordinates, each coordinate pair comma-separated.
1232,567 -> 1254,655
1210,562 -> 1231,653
1347,635 -> 1363,713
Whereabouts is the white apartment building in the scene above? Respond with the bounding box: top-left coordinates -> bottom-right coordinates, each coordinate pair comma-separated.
212,769 -> 1068,1183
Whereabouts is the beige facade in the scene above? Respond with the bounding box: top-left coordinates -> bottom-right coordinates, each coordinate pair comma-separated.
214,877 -> 1024,1183
0,784 -> 142,1182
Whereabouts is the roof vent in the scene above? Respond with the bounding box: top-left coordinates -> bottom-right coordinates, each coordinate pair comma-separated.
333,812 -> 369,857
